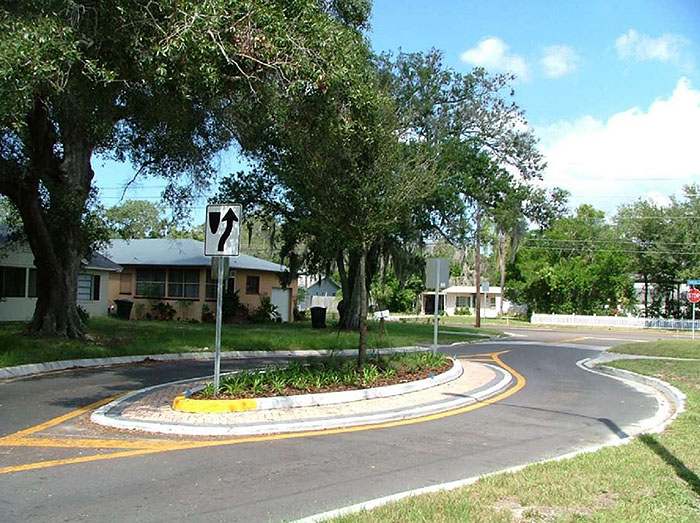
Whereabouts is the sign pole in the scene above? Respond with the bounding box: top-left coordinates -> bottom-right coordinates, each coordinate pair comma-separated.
433,259 -> 439,354
213,256 -> 225,396
693,302 -> 696,341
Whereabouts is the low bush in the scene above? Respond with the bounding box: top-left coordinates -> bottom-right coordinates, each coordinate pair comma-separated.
199,351 -> 450,399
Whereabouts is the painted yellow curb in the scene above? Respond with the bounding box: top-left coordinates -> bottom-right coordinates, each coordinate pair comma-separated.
173,394 -> 258,413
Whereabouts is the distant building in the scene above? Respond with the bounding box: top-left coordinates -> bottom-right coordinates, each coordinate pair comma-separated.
103,238 -> 298,322
421,285 -> 521,318
299,276 -> 340,312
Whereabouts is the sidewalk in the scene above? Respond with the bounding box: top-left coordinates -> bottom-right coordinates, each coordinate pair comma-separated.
91,357 -> 514,437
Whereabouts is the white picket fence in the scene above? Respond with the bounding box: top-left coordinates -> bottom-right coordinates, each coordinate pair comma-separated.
531,313 -> 699,331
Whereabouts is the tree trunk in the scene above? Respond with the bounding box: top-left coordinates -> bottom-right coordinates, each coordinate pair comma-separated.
6,98 -> 94,338
474,207 -> 482,328
644,273 -> 649,318
357,245 -> 369,367
498,231 -> 507,316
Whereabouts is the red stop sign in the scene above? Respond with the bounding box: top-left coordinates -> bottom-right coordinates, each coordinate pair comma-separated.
689,288 -> 700,304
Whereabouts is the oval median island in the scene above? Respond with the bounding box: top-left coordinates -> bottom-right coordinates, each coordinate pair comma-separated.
173,352 -> 460,413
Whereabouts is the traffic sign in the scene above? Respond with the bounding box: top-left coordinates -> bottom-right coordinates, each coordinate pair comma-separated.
688,279 -> 700,286
689,288 -> 700,304
205,204 -> 241,256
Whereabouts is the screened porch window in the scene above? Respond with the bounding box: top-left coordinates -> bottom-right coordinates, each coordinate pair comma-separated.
135,268 -> 165,297
168,269 -> 200,298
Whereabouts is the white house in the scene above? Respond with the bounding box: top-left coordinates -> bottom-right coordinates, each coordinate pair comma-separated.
422,285 -> 517,318
0,241 -> 122,321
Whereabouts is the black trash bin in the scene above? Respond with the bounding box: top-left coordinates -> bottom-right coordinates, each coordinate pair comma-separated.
114,299 -> 133,320
310,306 -> 327,329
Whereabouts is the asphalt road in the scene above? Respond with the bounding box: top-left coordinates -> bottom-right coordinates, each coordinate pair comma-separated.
0,327 -> 676,522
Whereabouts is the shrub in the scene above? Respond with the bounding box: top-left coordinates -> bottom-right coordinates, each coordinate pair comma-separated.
201,304 -> 215,323
77,305 -> 90,325
253,295 -> 279,323
151,301 -> 176,321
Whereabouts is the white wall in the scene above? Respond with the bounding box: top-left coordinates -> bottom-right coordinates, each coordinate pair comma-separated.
1,247 -> 112,321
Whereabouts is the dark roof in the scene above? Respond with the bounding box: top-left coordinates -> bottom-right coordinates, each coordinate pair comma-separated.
104,238 -> 289,273
84,251 -> 122,272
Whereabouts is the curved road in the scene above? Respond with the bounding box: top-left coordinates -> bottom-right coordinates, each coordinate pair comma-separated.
0,328 -> 672,522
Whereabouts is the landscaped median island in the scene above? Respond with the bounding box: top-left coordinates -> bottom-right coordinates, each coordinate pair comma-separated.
0,317 -> 499,369
173,353 -> 452,413
328,342 -> 700,522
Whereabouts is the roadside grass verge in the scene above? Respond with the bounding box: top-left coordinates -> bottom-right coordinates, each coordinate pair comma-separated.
331,352 -> 700,522
611,339 -> 700,359
0,317 -> 495,368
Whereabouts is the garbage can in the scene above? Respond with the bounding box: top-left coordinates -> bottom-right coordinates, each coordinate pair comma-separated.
114,299 -> 133,320
310,306 -> 327,329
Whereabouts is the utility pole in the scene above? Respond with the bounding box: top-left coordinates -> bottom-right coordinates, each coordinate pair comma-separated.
475,206 -> 481,329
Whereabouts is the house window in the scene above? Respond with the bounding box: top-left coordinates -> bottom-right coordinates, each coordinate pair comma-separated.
77,274 -> 100,301
205,271 -> 235,300
135,268 -> 165,297
119,272 -> 132,294
0,266 -> 26,298
246,275 -> 260,294
455,296 -> 472,308
489,296 -> 497,309
28,269 -> 38,298
168,269 -> 200,298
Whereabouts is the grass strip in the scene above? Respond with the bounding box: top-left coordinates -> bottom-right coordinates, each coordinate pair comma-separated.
332,348 -> 700,522
0,317 -> 497,369
611,339 -> 700,359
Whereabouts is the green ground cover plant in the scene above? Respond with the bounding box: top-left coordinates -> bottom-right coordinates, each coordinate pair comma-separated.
332,345 -> 700,522
199,352 -> 450,398
611,339 -> 700,359
0,317 -> 495,368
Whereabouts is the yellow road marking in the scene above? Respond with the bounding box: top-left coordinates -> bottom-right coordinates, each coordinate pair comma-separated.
557,336 -> 588,343
0,351 -> 525,475
0,395 -> 124,443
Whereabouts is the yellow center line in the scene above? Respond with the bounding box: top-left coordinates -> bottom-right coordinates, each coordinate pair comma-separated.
0,351 -> 526,475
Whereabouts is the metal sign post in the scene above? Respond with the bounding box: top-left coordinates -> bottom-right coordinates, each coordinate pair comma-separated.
205,203 -> 242,397
434,259 -> 439,353
214,256 -> 224,394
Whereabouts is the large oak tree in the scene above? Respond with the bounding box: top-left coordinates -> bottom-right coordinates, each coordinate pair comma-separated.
0,0 -> 369,337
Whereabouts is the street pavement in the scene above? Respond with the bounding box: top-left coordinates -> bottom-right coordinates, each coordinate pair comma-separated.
0,326 -> 679,522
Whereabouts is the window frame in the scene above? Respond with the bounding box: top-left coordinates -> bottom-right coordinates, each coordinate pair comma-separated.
246,275 -> 260,295
135,268 -> 166,298
77,274 -> 101,302
167,268 -> 200,299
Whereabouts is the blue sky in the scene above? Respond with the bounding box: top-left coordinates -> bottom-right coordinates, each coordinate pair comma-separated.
94,0 -> 700,219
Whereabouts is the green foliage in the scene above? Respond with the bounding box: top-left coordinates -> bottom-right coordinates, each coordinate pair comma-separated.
253,295 -> 279,323
76,305 -> 90,325
104,200 -> 169,239
507,205 -> 636,315
221,287 -> 241,320
151,302 -> 176,321
372,270 -> 424,313
203,351 -> 450,398
201,304 -> 215,323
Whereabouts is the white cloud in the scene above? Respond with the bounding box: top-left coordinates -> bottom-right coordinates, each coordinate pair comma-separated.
615,29 -> 691,66
535,78 -> 700,214
540,45 -> 579,78
460,37 -> 529,80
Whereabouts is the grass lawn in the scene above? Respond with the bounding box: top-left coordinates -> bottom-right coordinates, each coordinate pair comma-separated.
0,317 -> 498,368
611,339 -> 700,359
332,343 -> 700,522
393,315 -> 530,328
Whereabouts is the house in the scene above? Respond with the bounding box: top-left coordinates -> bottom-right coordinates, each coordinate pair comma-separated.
299,276 -> 341,312
103,238 -> 298,322
0,240 -> 122,322
421,285 -> 514,318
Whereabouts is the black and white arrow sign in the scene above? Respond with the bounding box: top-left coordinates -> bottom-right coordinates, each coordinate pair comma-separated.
205,204 -> 241,256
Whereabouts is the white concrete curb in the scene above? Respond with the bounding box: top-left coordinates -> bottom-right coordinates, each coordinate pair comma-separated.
90,363 -> 513,436
293,354 -> 686,523
0,346 -> 427,380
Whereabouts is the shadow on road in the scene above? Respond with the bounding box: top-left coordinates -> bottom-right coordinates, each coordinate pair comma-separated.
640,434 -> 700,496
